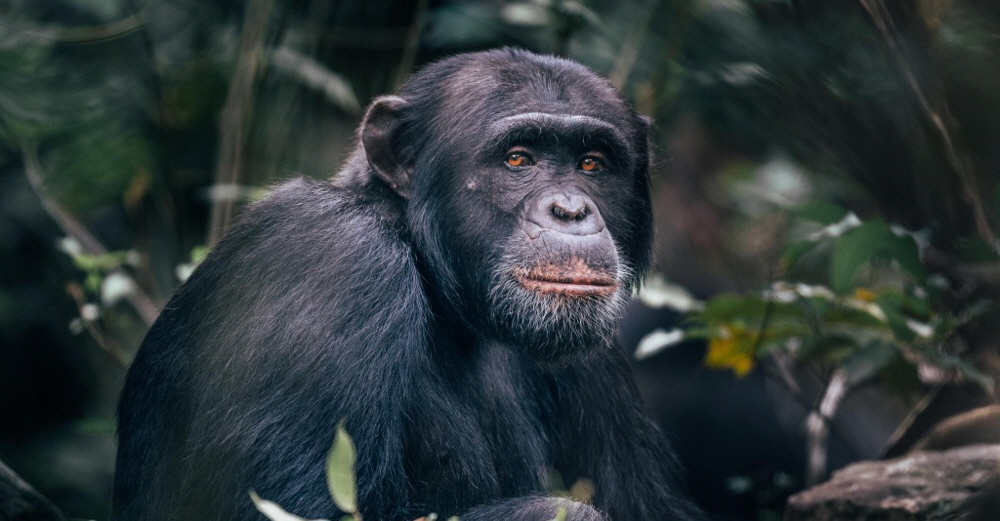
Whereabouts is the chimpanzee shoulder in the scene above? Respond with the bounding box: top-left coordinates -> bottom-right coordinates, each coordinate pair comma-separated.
116,177 -> 427,519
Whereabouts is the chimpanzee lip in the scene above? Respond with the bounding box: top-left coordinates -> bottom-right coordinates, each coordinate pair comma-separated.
514,260 -> 619,297
518,277 -> 619,297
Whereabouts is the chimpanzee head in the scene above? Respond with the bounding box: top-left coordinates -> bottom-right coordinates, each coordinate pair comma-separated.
358,48 -> 653,364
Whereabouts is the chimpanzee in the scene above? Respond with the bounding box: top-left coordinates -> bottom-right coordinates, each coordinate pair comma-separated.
112,48 -> 704,521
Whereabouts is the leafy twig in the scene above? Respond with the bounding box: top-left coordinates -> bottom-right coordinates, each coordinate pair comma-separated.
66,283 -> 130,366
21,143 -> 160,326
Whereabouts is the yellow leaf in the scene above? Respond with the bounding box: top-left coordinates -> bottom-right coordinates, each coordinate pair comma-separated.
704,325 -> 757,377
853,287 -> 877,302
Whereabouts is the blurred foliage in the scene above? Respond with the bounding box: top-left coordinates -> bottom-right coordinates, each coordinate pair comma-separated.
3,0 -> 1000,519
675,206 -> 994,397
45,121 -> 155,215
631,1 -> 1000,405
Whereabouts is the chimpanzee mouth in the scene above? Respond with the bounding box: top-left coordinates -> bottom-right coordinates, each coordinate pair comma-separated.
514,259 -> 619,298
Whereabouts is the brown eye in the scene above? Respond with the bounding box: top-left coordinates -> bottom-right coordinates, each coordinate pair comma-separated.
505,152 -> 533,167
579,156 -> 604,172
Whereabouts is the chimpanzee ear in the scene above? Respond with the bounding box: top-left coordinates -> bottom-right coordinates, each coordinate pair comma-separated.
361,95 -> 410,198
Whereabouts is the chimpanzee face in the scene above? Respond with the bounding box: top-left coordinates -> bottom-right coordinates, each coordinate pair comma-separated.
363,50 -> 653,364
459,113 -> 647,362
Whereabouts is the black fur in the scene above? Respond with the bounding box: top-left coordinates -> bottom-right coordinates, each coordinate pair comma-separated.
113,48 -> 704,521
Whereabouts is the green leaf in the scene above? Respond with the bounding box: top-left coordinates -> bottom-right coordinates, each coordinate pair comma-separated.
71,251 -> 131,271
781,239 -> 817,269
190,245 -> 211,264
793,202 -> 848,225
829,220 -> 926,293
326,420 -> 358,514
823,305 -> 885,330
954,237 -> 1000,262
829,222 -> 880,292
875,294 -> 916,342
875,355 -> 922,397
699,293 -> 768,324
798,334 -> 857,359
901,288 -> 933,320
549,507 -> 567,521
842,342 -> 897,386
85,272 -> 103,292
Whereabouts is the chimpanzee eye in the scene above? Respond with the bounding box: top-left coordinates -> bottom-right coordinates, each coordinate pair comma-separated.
505,150 -> 534,168
579,155 -> 605,172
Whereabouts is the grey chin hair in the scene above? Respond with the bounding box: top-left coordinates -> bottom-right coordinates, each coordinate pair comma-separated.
485,244 -> 634,357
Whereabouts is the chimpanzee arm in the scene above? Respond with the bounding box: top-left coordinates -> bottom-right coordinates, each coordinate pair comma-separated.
114,178 -> 428,521
551,348 -> 706,521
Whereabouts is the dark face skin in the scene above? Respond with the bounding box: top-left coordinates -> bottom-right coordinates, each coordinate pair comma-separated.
365,51 -> 652,363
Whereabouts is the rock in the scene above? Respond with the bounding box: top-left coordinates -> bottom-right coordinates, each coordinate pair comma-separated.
784,444 -> 1000,521
912,405 -> 1000,452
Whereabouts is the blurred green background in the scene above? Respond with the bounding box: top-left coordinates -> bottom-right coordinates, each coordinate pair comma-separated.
1,0 -> 999,519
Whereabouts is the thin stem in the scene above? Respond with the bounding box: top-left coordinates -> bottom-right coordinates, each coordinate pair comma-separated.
207,0 -> 276,246
805,369 -> 851,486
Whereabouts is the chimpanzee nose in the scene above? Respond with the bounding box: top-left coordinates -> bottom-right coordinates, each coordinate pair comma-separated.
551,196 -> 588,222
530,192 -> 605,236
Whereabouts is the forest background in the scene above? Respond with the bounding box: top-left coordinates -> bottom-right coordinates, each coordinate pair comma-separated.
1,0 -> 999,520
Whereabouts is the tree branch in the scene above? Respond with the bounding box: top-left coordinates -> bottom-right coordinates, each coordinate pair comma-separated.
857,0 -> 996,247
805,369 -> 851,486
21,144 -> 160,326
